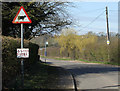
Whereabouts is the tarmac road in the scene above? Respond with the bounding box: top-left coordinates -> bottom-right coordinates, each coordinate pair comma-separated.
42,58 -> 120,90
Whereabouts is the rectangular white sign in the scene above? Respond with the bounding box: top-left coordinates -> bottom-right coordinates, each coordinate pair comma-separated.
17,48 -> 29,58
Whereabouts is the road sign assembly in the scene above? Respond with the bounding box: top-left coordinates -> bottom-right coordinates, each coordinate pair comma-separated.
12,6 -> 32,24
12,6 -> 32,87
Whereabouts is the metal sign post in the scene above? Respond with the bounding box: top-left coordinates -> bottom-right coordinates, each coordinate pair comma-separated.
44,41 -> 48,63
45,42 -> 47,63
21,23 -> 24,87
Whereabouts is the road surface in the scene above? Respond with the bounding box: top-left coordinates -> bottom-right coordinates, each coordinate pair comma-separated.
41,58 -> 120,90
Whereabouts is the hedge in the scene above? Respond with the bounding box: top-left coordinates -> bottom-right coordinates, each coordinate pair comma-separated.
2,36 -> 39,88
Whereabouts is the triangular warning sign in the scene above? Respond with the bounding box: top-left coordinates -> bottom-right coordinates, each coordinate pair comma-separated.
12,6 -> 32,24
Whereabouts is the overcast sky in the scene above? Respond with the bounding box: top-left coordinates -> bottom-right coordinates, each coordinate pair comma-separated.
66,1 -> 118,35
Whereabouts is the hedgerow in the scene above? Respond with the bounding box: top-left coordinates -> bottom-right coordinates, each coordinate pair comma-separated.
2,36 -> 39,88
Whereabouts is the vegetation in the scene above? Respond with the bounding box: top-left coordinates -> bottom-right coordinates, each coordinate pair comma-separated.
52,57 -> 120,66
2,2 -> 72,39
55,29 -> 98,60
7,61 -> 61,89
38,28 -> 119,65
2,36 -> 39,89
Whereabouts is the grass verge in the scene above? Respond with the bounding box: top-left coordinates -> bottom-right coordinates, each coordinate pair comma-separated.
7,61 -> 60,89
79,59 -> 120,66
41,56 -> 71,61
41,56 -> 120,66
55,58 -> 71,61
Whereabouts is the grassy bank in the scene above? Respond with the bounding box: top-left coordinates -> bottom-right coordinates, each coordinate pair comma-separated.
6,61 -> 60,89
41,56 -> 120,66
78,59 -> 120,66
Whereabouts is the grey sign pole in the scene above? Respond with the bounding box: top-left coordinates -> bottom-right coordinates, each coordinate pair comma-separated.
21,23 -> 24,88
45,42 -> 46,62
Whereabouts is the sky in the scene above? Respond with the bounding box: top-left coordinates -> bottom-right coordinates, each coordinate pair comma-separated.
66,1 -> 118,35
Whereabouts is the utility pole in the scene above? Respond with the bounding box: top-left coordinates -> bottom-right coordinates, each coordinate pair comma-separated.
106,6 -> 110,62
106,6 -> 110,42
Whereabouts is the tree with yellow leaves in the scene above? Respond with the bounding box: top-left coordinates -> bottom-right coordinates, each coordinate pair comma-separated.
56,29 -> 98,60
55,28 -> 78,59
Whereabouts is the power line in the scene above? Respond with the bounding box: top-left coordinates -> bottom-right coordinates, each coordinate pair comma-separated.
79,10 -> 105,31
109,9 -> 118,11
74,8 -> 117,32
79,8 -> 105,13
74,8 -> 105,14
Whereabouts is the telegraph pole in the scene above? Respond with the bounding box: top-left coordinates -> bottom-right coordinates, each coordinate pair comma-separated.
106,6 -> 110,42
106,6 -> 110,62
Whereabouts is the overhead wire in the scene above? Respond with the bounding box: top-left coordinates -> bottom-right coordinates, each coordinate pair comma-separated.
78,8 -> 105,13
109,10 -> 119,11
79,10 -> 106,31
73,2 -> 117,32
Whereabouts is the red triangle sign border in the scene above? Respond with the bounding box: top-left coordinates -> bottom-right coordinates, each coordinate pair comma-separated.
12,6 -> 32,24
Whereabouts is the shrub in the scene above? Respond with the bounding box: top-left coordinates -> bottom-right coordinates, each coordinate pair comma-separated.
2,36 -> 39,88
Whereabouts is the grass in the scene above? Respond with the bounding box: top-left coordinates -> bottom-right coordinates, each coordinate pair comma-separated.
40,55 -> 45,58
41,55 -> 120,66
79,59 -> 120,66
41,55 -> 71,61
7,61 -> 61,89
79,59 -> 105,63
55,58 -> 71,61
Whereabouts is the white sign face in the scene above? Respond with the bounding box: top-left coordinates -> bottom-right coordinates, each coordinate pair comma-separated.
15,9 -> 29,22
17,48 -> 29,58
